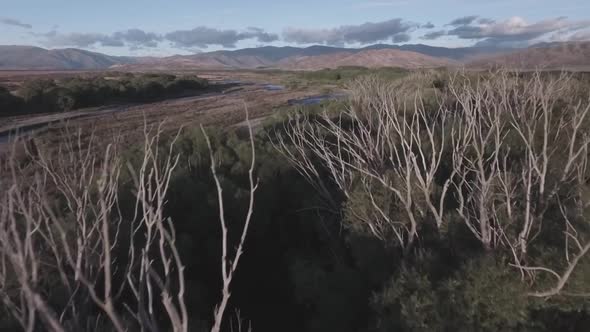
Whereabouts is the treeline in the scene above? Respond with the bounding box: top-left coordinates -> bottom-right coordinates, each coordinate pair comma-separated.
309,66 -> 407,80
0,73 -> 208,116
286,66 -> 408,89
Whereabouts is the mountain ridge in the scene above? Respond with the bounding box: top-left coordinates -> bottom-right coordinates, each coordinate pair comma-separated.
0,45 -> 135,70
277,49 -> 456,70
468,42 -> 590,69
1,42 -> 589,71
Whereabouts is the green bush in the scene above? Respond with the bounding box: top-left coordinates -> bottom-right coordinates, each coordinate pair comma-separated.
0,85 -> 23,115
8,73 -> 209,116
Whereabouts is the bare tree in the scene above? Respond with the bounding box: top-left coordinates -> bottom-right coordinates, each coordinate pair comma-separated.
207,107 -> 258,332
0,128 -> 126,332
124,120 -> 187,332
508,72 -> 590,262
274,69 -> 590,297
520,199 -> 590,298
448,72 -> 509,251
0,114 -> 260,331
274,76 -> 456,251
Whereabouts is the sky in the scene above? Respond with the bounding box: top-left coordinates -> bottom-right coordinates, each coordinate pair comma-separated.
1,0 -> 590,56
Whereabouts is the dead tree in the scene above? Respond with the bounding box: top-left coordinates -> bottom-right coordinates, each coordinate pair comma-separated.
208,108 -> 258,332
0,114 -> 259,331
274,76 -> 456,251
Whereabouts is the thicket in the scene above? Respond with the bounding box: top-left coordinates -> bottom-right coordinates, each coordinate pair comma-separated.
0,73 -> 208,116
285,66 -> 409,89
0,85 -> 24,115
1,70 -> 590,332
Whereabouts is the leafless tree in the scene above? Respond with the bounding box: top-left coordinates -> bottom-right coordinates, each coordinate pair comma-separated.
274,77 -> 456,251
448,72 -> 510,251
0,114 -> 259,331
207,107 -> 258,332
275,69 -> 590,297
0,128 -> 127,332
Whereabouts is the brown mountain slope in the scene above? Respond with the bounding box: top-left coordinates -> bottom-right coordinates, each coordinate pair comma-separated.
124,53 -> 275,70
469,42 -> 590,69
0,46 -> 134,70
278,49 -> 456,70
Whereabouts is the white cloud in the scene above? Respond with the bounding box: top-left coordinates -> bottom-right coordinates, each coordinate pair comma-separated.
165,26 -> 278,48
283,18 -> 417,46
433,16 -> 590,46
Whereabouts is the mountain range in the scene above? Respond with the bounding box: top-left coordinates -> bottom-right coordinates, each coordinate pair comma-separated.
1,42 -> 589,71
0,46 -> 135,70
468,42 -> 590,70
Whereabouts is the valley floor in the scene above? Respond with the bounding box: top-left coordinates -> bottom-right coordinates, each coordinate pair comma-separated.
0,70 -> 336,154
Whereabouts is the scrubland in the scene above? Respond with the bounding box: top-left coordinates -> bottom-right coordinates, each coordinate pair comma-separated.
1,69 -> 590,332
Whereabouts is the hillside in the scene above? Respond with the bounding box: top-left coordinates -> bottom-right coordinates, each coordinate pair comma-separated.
2,42 -> 588,71
0,46 -> 135,70
278,49 -> 456,70
108,47 -> 458,70
119,53 -> 276,70
361,44 -> 509,60
468,42 -> 590,69
0,44 -> 501,70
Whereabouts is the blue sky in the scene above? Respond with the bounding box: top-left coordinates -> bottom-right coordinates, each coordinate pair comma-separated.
1,0 -> 590,56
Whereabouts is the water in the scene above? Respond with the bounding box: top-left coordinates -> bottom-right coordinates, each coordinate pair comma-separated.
263,84 -> 285,91
0,129 -> 32,144
288,93 -> 347,106
0,121 -> 56,145
218,79 -> 244,85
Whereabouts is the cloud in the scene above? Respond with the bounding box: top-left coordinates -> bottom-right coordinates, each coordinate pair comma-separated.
43,32 -> 124,47
422,30 -> 447,40
448,16 -> 479,27
113,29 -> 162,47
37,26 -> 278,50
392,33 -> 411,43
283,18 -> 417,46
456,17 -> 590,46
165,26 -> 278,48
422,22 -> 435,29
477,18 -> 496,25
430,16 -> 590,47
1,17 -> 32,29
39,28 -> 164,48
243,27 -> 280,43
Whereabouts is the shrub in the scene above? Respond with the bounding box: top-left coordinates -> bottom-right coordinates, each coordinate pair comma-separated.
0,85 -> 23,115
9,73 -> 209,116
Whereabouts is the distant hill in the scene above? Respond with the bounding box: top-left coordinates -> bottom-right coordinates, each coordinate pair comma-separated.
211,45 -> 349,61
1,42 -> 589,71
468,42 -> 590,69
0,44 -> 504,70
360,44 -> 509,61
126,47 -> 456,70
210,44 -> 508,62
0,45 -> 135,70
277,49 -> 456,70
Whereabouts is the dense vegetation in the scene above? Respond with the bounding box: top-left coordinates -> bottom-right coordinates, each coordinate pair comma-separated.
0,73 -> 209,116
1,70 -> 590,332
284,66 -> 408,89
0,85 -> 24,114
